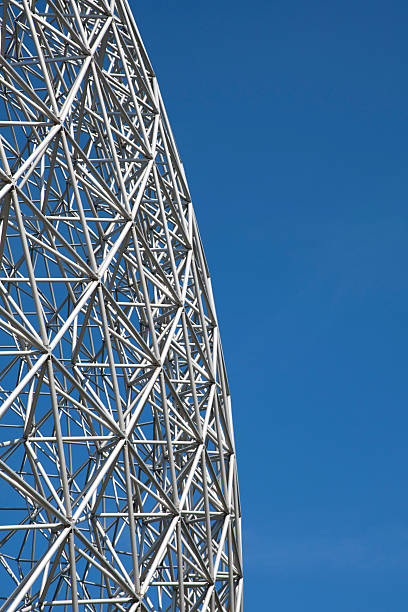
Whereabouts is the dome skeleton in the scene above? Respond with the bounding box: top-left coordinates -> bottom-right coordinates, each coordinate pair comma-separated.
0,0 -> 243,611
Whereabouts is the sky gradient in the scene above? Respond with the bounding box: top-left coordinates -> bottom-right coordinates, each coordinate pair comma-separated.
134,1 -> 408,609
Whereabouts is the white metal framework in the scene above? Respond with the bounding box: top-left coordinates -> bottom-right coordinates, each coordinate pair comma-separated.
0,0 -> 243,610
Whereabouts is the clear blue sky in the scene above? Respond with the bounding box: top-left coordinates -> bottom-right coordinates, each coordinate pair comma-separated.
134,1 -> 408,609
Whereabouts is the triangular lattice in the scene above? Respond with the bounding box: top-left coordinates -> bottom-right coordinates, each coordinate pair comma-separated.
0,1 -> 243,610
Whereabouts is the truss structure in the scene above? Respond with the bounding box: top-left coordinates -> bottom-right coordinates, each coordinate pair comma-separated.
0,1 -> 243,610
